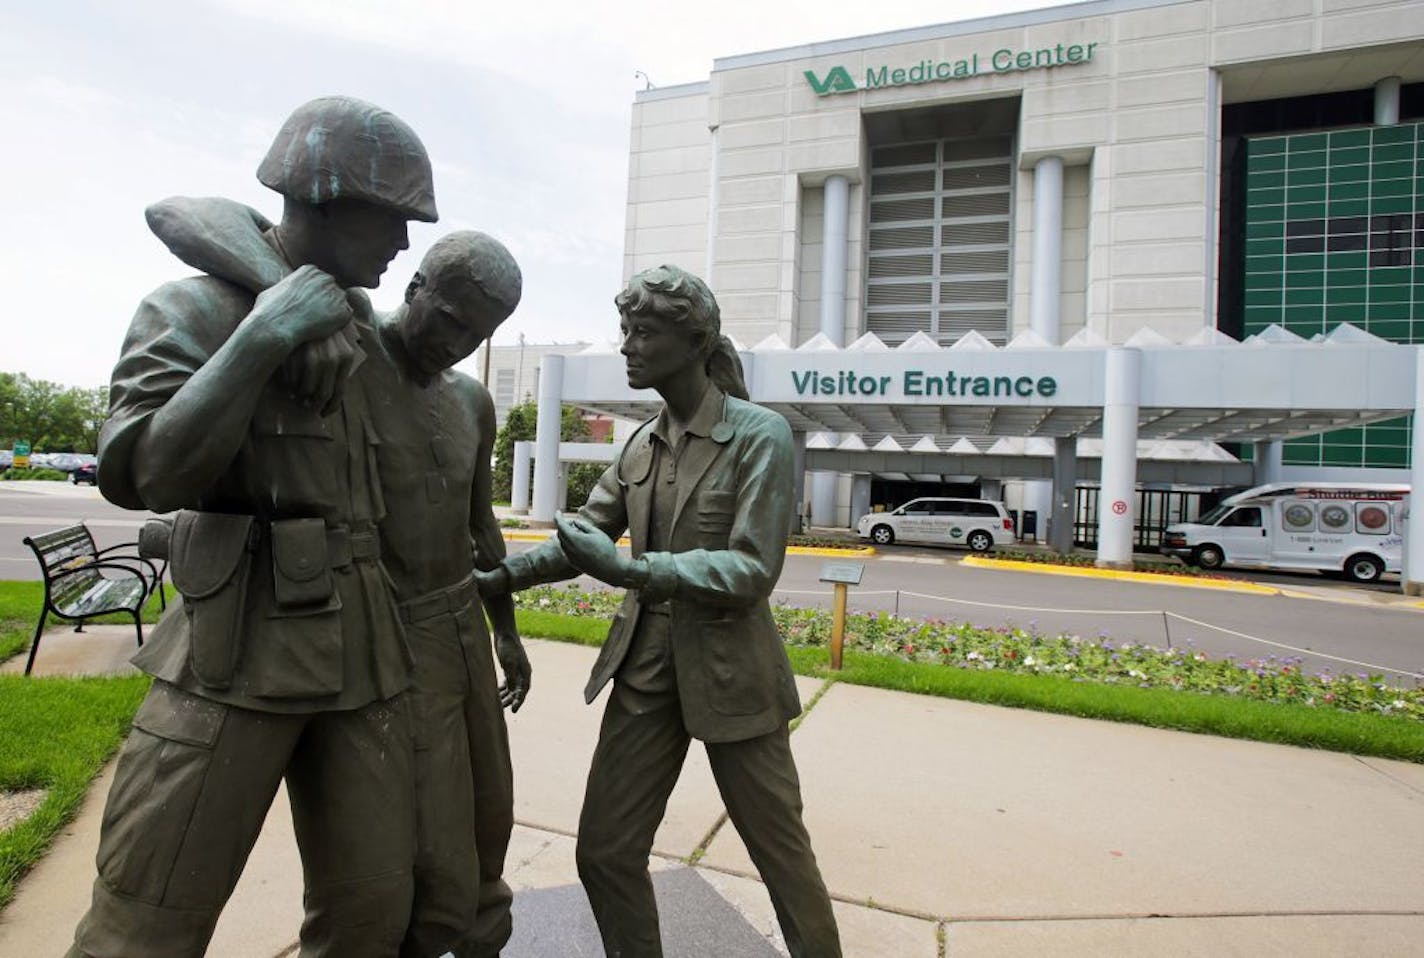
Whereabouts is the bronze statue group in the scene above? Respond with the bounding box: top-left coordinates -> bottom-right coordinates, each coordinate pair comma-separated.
67,97 -> 842,958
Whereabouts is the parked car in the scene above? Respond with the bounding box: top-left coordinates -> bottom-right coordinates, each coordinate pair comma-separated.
1161,481 -> 1408,583
856,497 -> 1014,551
70,462 -> 98,485
47,453 -> 84,473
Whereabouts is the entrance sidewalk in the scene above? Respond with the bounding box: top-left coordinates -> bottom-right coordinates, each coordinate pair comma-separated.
2,629 -> 1422,956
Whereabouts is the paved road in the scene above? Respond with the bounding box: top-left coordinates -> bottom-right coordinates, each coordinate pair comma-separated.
6,482 -> 1421,683
0,483 -> 152,578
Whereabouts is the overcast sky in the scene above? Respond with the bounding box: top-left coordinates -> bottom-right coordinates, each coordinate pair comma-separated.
1,0 -> 1077,388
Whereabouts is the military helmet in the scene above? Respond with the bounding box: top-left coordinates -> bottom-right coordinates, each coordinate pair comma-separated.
257,96 -> 438,223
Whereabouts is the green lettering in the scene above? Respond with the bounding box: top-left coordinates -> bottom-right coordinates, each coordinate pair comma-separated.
865,65 -> 888,88
1066,44 -> 1084,63
1086,41 -> 1098,61
926,376 -> 944,397
904,371 -> 923,396
992,48 -> 1013,71
1037,376 -> 1057,397
879,375 -> 892,395
890,67 -> 906,84
1016,51 -> 1033,70
1014,376 -> 1034,397
994,375 -> 1013,396
972,377 -> 991,397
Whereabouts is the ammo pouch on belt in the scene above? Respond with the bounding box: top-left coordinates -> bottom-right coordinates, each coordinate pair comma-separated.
270,517 -> 335,609
170,510 -> 256,690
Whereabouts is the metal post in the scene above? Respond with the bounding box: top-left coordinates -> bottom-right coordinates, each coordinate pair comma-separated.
812,175 -> 850,527
830,582 -> 848,671
1375,77 -> 1401,126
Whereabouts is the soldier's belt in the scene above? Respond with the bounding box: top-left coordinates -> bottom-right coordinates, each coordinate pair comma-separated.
324,525 -> 380,569
399,570 -> 480,624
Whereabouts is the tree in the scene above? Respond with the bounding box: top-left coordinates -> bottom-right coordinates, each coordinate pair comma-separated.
0,372 -> 108,453
492,400 -> 607,509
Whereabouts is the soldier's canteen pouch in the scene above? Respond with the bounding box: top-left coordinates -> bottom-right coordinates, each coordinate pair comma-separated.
270,517 -> 334,609
170,510 -> 255,689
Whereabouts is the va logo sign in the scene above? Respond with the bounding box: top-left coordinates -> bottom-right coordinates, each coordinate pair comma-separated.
803,66 -> 856,95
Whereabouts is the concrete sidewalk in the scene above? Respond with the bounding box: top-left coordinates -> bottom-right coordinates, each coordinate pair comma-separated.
2,628 -> 1422,956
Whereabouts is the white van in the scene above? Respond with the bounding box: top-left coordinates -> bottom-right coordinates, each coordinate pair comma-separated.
1160,482 -> 1409,582
856,497 -> 1014,552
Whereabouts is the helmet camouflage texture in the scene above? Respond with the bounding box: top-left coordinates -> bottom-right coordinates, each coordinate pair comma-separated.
257,96 -> 438,222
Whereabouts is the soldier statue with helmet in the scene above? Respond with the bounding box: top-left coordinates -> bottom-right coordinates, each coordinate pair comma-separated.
67,96 -> 438,958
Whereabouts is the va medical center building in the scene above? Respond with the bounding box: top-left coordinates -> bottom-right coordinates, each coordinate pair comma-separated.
523,0 -> 1424,582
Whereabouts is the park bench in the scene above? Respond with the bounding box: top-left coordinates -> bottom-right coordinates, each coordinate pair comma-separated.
21,523 -> 167,676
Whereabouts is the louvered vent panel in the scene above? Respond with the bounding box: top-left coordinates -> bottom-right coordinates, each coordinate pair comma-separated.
869,254 -> 935,278
866,132 -> 1013,345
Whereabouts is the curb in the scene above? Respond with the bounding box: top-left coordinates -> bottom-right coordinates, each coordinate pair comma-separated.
501,530 -> 875,558
960,555 -> 1283,595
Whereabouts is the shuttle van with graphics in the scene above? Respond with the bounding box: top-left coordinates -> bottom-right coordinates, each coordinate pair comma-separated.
856,497 -> 1014,552
1160,482 -> 1409,583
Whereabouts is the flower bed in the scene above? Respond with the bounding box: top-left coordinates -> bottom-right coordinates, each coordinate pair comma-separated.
508,584 -> 1422,720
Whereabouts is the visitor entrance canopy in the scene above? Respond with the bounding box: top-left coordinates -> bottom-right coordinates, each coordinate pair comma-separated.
550,324 -> 1417,443
526,322 -> 1423,586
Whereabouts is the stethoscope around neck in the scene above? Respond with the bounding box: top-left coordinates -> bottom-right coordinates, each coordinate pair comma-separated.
616,394 -> 735,489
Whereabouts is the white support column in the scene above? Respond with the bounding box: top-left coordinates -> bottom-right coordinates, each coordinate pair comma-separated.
849,474 -> 872,530
1049,437 -> 1078,553
1252,440 -> 1282,486
530,354 -> 565,523
1405,347 -> 1424,596
1096,348 -> 1141,569
812,174 -> 851,526
511,440 -> 533,513
1375,77 -> 1402,127
1030,155 -> 1064,344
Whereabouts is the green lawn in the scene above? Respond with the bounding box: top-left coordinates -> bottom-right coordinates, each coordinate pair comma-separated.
512,606 -> 1424,764
0,581 -> 165,909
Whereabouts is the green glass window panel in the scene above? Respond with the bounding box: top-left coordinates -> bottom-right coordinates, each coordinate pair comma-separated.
1327,161 -> 1371,183
1288,201 -> 1327,219
1369,194 -> 1413,213
1244,270 -> 1283,290
1364,318 -> 1410,339
1249,152 -> 1287,173
1369,265 -> 1412,286
1329,129 -> 1371,148
1250,203 -> 1286,221
1326,286 -> 1368,305
1246,256 -> 1285,276
1245,220 -> 1282,240
1286,166 -> 1328,186
1320,444 -> 1363,466
1370,125 -> 1414,146
1282,436 -> 1322,466
1328,181 -> 1370,201
1285,252 -> 1325,271
1372,159 -> 1415,180
1365,303 -> 1411,323
1327,198 -> 1369,217
1249,136 -> 1286,156
1321,306 -> 1367,324
1290,132 -> 1329,151
1284,287 -> 1324,306
1367,423 -> 1409,443
1365,446 -> 1409,467
1245,237 -> 1284,257
1326,251 -> 1368,270
1248,186 -> 1285,206
1286,269 -> 1325,289
1286,183 -> 1327,201
1247,168 -> 1287,188
1371,178 -> 1414,198
1329,426 -> 1365,444
1325,268 -> 1368,287
1368,283 -> 1412,304
1243,306 -> 1282,331
1281,306 -> 1324,328
1244,288 -> 1283,307
1370,142 -> 1414,163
